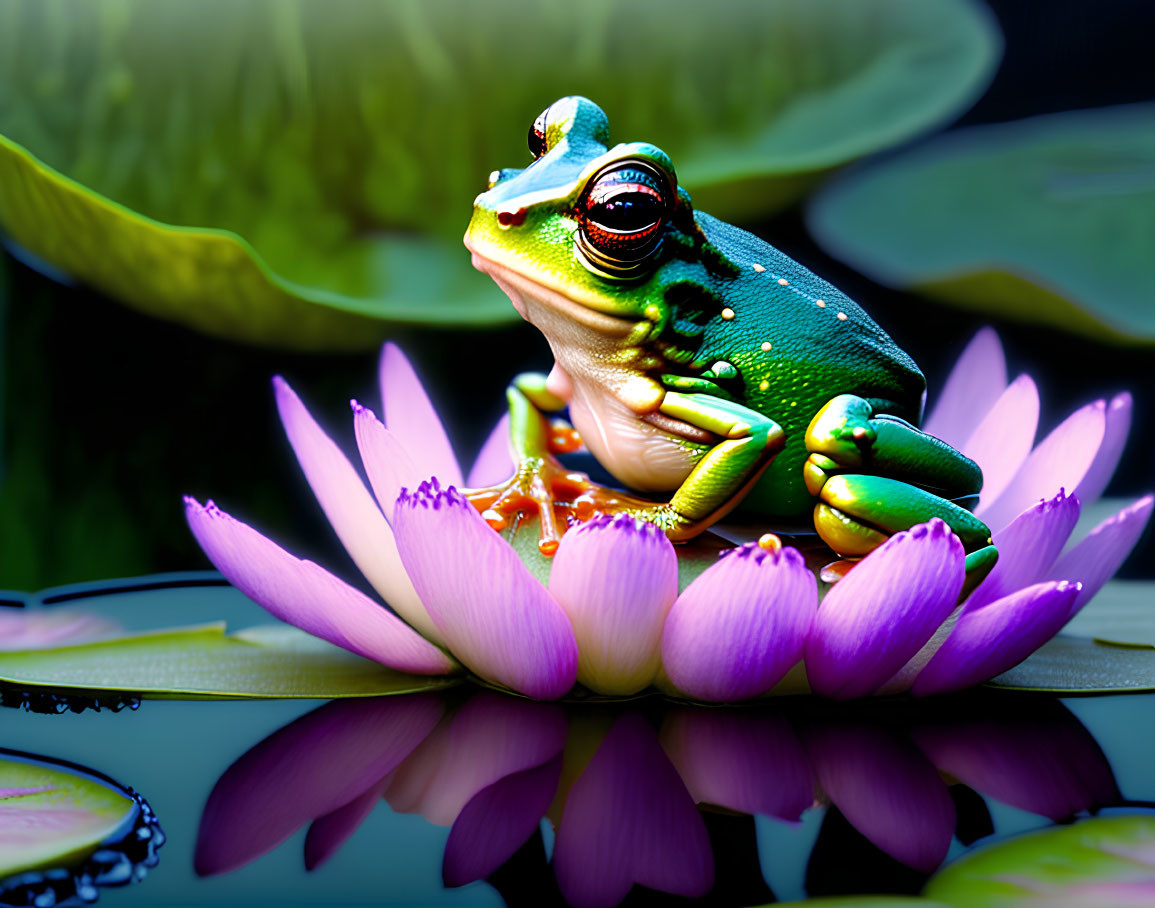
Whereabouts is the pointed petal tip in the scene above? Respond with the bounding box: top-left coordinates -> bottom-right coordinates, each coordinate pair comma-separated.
913,580 -> 1081,697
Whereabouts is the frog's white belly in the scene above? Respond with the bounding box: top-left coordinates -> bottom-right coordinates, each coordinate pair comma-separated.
479,261 -> 698,493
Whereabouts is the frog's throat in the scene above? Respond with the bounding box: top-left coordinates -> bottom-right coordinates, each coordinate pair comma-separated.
467,249 -> 640,338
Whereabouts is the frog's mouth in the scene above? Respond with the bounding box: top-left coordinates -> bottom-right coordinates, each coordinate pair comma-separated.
466,248 -> 639,338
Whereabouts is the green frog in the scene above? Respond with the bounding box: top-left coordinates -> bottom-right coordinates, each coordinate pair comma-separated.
464,97 -> 995,577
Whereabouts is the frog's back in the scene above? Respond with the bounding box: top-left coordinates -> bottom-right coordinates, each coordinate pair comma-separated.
693,212 -> 925,519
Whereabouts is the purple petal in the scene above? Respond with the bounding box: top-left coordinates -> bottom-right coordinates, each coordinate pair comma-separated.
184,499 -> 455,674
379,343 -> 463,487
443,755 -> 562,887
965,489 -> 1081,611
352,401 -> 425,517
805,520 -> 964,699
304,777 -> 389,871
660,709 -> 813,821
393,482 -> 577,699
549,515 -> 678,695
467,413 -> 514,488
912,580 -> 1081,697
385,692 -> 566,825
1049,495 -> 1154,615
1075,393 -> 1132,506
554,713 -> 713,908
963,374 -> 1039,511
195,696 -> 442,876
923,328 -> 1008,448
661,542 -> 816,702
273,376 -> 437,641
912,714 -> 1118,821
979,399 -> 1107,533
804,723 -> 954,872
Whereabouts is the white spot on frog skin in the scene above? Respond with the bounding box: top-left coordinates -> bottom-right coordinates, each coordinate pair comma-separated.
777,278 -> 789,286
752,263 -> 765,273
760,341 -> 772,351
721,307 -> 735,320
837,311 -> 848,321
816,300 -> 826,308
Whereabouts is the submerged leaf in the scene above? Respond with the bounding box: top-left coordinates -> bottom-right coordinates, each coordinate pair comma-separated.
0,0 -> 998,348
0,623 -> 457,699
0,753 -> 135,876
809,104 -> 1155,344
988,634 -> 1155,694
925,815 -> 1155,905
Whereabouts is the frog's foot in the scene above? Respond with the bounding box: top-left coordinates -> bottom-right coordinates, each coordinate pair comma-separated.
465,455 -> 682,555
804,394 -> 997,590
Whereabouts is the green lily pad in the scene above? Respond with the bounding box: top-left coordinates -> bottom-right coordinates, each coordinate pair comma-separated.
925,815 -> 1155,905
0,621 -> 457,699
0,0 -> 998,349
808,104 -> 1155,344
988,634 -> 1155,695
0,752 -> 136,876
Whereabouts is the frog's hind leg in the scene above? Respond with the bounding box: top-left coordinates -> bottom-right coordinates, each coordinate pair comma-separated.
804,394 -> 997,591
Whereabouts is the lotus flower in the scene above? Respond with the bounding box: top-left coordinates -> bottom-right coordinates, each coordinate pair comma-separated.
195,689 -> 1123,902
184,331 -> 1151,701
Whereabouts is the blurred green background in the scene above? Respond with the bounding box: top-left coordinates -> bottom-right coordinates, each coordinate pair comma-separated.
0,0 -> 1151,591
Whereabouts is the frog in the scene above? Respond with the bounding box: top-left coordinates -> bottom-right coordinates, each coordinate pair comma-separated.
463,96 -> 996,582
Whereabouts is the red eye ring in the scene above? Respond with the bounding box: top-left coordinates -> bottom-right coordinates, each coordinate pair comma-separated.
575,161 -> 671,277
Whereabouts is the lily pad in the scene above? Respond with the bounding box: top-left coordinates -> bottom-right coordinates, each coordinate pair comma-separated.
0,622 -> 457,699
1063,581 -> 1155,648
0,0 -> 998,349
988,634 -> 1155,694
0,751 -> 136,876
925,815 -> 1155,905
808,104 -> 1155,344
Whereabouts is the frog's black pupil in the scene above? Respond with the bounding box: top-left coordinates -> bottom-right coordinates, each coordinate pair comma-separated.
529,125 -> 547,159
592,193 -> 662,231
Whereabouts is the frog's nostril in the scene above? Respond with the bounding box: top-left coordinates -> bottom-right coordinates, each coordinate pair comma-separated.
497,208 -> 527,228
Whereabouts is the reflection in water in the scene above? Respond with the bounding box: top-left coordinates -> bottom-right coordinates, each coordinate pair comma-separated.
196,691 -> 1126,906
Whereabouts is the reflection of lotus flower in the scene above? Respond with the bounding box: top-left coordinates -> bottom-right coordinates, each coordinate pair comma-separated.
196,690 -> 1123,903
0,607 -> 120,650
185,331 -> 1151,701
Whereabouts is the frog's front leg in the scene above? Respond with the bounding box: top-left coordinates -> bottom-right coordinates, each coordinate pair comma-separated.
804,394 -> 998,587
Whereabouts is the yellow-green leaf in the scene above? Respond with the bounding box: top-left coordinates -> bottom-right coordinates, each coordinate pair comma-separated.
0,622 -> 458,699
0,0 -> 998,349
808,104 -> 1155,345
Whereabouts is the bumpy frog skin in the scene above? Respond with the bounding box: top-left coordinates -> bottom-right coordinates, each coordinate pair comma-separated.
465,97 -> 995,578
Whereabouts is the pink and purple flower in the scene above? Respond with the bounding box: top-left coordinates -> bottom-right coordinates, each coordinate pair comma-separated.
184,330 -> 1151,701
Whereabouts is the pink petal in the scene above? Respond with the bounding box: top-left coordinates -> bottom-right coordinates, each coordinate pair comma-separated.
379,343 -> 463,487
392,482 -> 578,700
965,489 -> 1081,611
385,692 -> 566,825
911,712 -> 1118,821
185,499 -> 455,674
304,777 -> 390,871
805,520 -> 964,700
804,723 -> 954,872
442,755 -> 562,887
979,400 -> 1107,533
923,328 -> 1008,448
1075,393 -> 1132,506
195,695 -> 442,876
352,402 -> 425,517
273,376 -> 437,642
660,709 -> 813,821
1049,495 -> 1154,615
549,515 -> 678,695
0,609 -> 120,650
963,374 -> 1039,511
912,580 -> 1081,697
554,713 -> 713,908
467,413 -> 514,488
661,543 -> 816,702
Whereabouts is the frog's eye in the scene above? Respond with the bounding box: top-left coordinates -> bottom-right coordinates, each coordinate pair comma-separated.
576,162 -> 670,274
529,109 -> 549,160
